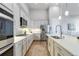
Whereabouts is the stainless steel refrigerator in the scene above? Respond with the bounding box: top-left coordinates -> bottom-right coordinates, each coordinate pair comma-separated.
40,25 -> 48,40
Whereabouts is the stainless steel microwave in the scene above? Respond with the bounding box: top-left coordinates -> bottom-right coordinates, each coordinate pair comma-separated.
20,17 -> 27,28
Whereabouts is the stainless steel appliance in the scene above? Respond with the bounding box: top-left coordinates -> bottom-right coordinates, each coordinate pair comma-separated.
0,4 -> 14,49
40,25 -> 48,40
0,17 -> 13,40
20,17 -> 27,28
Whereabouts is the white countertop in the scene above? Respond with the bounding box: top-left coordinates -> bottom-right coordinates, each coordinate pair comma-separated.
14,33 -> 33,43
47,34 -> 79,56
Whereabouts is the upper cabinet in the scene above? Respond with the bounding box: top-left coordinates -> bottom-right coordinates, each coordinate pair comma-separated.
18,4 -> 30,18
0,3 -> 30,36
13,3 -> 30,36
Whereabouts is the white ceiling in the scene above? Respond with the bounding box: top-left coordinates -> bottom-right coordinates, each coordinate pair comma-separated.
26,3 -> 79,15
26,3 -> 79,9
26,3 -> 58,10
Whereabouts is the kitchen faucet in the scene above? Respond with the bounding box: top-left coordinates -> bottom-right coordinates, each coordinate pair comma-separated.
55,25 -> 62,38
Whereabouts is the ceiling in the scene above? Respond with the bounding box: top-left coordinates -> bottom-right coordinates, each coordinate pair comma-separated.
26,3 -> 79,15
26,3 -> 59,10
26,3 -> 79,10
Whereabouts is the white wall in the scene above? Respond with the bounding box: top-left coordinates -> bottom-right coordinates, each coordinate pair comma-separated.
30,10 -> 48,20
28,9 -> 48,29
60,16 -> 79,36
48,5 -> 79,36
13,4 -> 20,36
13,4 -> 30,36
49,6 -> 60,35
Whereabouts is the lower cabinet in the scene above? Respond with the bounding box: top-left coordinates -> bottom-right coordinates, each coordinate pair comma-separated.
54,42 -> 73,56
48,37 -> 51,55
27,34 -> 33,51
33,33 -> 40,40
48,37 -> 54,56
14,40 -> 23,56
47,37 -> 73,56
14,34 -> 33,56
23,38 -> 27,56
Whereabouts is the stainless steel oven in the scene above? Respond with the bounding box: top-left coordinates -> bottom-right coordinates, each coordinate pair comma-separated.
0,4 -> 14,49
0,17 -> 13,40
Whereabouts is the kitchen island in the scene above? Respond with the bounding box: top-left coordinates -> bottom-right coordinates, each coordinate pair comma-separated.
47,34 -> 79,56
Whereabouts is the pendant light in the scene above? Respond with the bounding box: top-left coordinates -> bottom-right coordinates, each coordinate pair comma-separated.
58,16 -> 62,20
65,3 -> 69,16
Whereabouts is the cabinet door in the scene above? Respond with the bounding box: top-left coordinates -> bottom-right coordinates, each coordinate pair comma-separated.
28,36 -> 32,49
27,35 -> 33,51
48,38 -> 51,54
54,42 -> 73,56
26,36 -> 30,51
50,38 -> 54,56
30,34 -> 33,45
48,37 -> 54,56
23,38 -> 27,56
34,33 -> 40,40
54,43 -> 60,56
14,41 -> 23,56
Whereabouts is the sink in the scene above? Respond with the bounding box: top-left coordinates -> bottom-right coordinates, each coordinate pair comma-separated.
51,36 -> 62,39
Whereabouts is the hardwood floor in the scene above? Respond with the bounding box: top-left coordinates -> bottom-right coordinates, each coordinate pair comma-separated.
25,40 -> 49,56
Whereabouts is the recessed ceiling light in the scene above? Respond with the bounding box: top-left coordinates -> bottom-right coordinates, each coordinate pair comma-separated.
65,11 -> 69,16
58,16 -> 62,20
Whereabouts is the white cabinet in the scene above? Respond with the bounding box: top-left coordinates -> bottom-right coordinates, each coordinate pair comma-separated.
14,34 -> 34,56
33,33 -> 40,40
47,36 -> 73,56
23,38 -> 27,56
14,40 -> 23,56
48,37 -> 51,54
22,34 -> 33,56
48,37 -> 54,56
27,34 -> 33,51
54,42 -> 73,56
